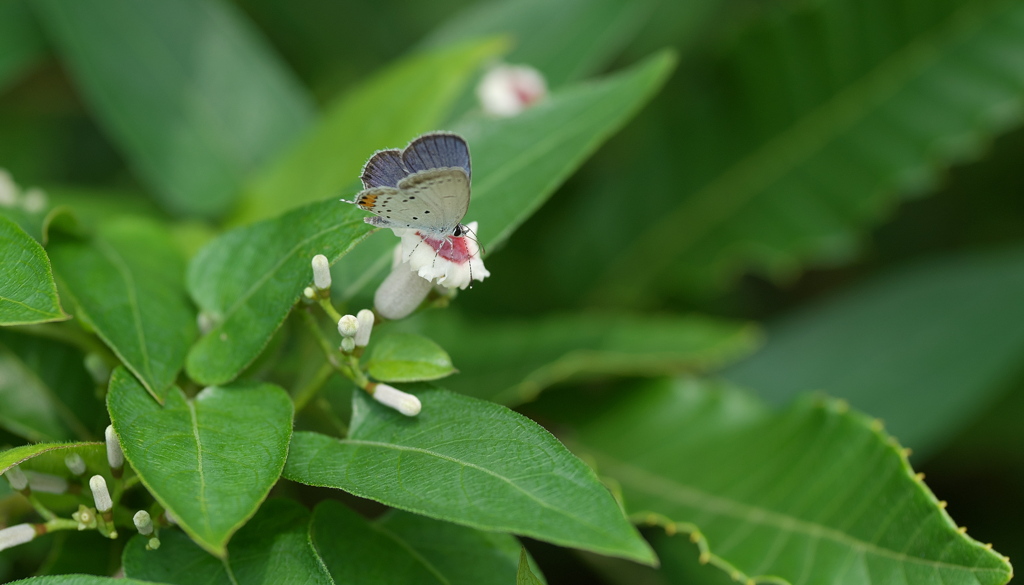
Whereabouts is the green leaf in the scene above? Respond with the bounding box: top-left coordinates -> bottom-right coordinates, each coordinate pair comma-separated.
0,0 -> 45,91
0,335 -> 91,442
333,50 -> 677,299
0,215 -> 67,325
393,312 -> 758,405
572,378 -> 1013,585
284,389 -> 655,564
724,247 -> 1024,459
185,201 -> 370,386
33,0 -> 314,217
517,548 -> 545,585
366,333 -> 455,383
8,577 -> 157,585
311,501 -> 527,585
49,218 -> 196,401
423,0 -> 656,88
107,367 -> 293,557
232,37 -> 507,225
594,0 -> 1024,300
1,442 -> 103,476
123,499 -> 332,585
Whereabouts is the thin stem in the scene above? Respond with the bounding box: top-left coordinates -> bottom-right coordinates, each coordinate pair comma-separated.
293,361 -> 334,412
299,309 -> 344,371
318,298 -> 343,323
27,493 -> 57,521
43,518 -> 80,533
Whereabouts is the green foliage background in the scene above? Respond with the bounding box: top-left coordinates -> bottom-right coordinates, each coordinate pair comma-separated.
1,0 -> 1023,583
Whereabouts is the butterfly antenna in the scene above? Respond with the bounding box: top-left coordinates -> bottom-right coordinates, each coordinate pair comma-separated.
463,225 -> 485,256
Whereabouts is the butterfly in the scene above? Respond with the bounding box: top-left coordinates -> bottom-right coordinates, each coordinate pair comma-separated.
343,132 -> 472,241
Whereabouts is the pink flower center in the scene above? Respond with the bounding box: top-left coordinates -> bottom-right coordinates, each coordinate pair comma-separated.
419,233 -> 473,264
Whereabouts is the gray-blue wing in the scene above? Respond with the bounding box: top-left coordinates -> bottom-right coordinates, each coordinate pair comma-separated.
360,149 -> 407,189
402,132 -> 471,179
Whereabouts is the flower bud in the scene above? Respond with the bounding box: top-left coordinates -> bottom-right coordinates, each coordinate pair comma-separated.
25,471 -> 68,494
338,314 -> 359,337
147,537 -> 161,550
311,254 -> 331,290
340,336 -> 356,353
65,453 -> 86,476
0,524 -> 37,552
134,510 -> 153,535
73,505 -> 96,530
476,64 -> 547,117
4,465 -> 27,490
89,475 -> 112,512
105,425 -> 124,471
303,286 -> 316,299
354,309 -> 375,347
374,267 -> 431,320
21,188 -> 47,213
372,384 -> 422,416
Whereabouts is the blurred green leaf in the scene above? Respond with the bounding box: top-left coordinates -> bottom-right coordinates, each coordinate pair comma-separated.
107,367 -> 293,557
185,201 -> 370,386
366,333 -> 455,383
517,548 -> 545,585
0,0 -> 45,91
7,577 -> 155,585
391,311 -> 757,405
310,501 -> 527,585
0,215 -> 67,325
284,389 -> 656,564
34,0 -> 314,218
0,441 -> 103,476
724,247 -> 1024,459
334,50 -> 677,299
49,218 -> 196,401
572,378 -> 1013,585
0,332 -> 102,442
232,37 -> 507,224
36,532 -> 119,578
123,499 -> 332,585
593,0 -> 1024,301
423,0 -> 655,88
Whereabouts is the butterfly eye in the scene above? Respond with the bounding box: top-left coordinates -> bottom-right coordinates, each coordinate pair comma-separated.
453,225 -> 463,237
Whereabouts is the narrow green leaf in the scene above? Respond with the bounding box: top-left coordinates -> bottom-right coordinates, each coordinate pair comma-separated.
8,577 -> 156,585
725,247 -> 1024,459
333,50 -> 677,299
33,0 -> 314,217
123,499 -> 331,585
107,367 -> 294,557
185,201 -> 370,386
517,548 -> 545,585
572,378 -> 1013,585
393,312 -> 758,405
311,501 -> 526,585
366,333 -> 455,383
49,218 -> 196,401
423,0 -> 656,88
232,37 -> 507,224
284,389 -> 656,564
0,0 -> 45,91
1,442 -> 103,476
0,215 -> 67,325
595,0 -> 1024,299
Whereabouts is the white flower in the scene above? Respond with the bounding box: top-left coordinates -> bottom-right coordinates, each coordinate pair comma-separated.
476,64 -> 548,117
372,384 -> 422,416
354,309 -> 375,346
374,263 -> 433,320
105,425 -> 124,470
4,465 -> 27,490
337,314 -> 359,337
89,475 -> 112,512
24,471 -> 68,494
133,510 -> 153,535
391,221 -> 489,290
65,453 -> 86,476
0,524 -> 37,552
311,254 -> 331,290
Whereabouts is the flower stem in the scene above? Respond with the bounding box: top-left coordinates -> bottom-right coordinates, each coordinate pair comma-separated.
318,298 -> 343,323
293,361 -> 334,412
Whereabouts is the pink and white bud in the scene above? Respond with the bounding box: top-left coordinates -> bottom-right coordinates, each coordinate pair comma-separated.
0,524 -> 37,552
133,510 -> 153,535
477,64 -> 547,117
311,254 -> 332,290
105,425 -> 124,470
25,471 -> 68,494
89,475 -> 112,512
354,309 -> 376,346
338,314 -> 359,338
373,384 -> 422,416
65,453 -> 86,476
4,465 -> 28,490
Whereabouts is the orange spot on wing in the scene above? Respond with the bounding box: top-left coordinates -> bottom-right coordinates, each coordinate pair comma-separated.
358,194 -> 378,209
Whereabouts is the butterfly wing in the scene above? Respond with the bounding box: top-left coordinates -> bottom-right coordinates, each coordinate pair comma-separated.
402,132 -> 471,180
360,149 -> 407,189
